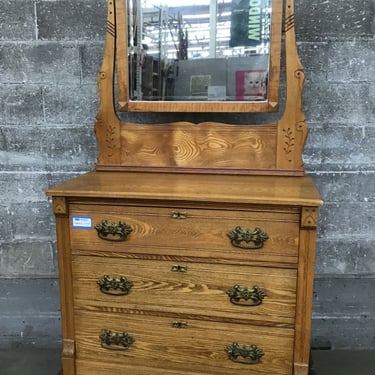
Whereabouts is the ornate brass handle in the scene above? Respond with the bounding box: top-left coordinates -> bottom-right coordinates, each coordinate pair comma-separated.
95,220 -> 132,242
227,226 -> 269,250
99,329 -> 135,351
225,343 -> 264,364
226,285 -> 266,306
97,275 -> 133,296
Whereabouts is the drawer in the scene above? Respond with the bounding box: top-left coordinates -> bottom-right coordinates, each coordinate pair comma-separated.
72,256 -> 297,326
74,310 -> 294,375
69,204 -> 300,265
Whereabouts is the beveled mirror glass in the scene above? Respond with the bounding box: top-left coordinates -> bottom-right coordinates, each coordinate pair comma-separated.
116,0 -> 283,112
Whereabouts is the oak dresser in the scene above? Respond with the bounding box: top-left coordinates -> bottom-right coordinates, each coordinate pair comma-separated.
48,171 -> 322,375
48,0 -> 322,374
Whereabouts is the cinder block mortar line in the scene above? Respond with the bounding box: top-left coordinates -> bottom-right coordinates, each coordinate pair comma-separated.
0,171 -> 90,175
0,275 -> 58,280
0,40 -> 103,46
314,273 -> 375,279
33,0 -> 38,40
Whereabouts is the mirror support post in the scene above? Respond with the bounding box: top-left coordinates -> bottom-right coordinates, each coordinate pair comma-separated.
95,0 -> 122,167
276,0 -> 308,173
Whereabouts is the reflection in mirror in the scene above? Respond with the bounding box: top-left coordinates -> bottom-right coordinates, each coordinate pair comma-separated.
127,0 -> 273,102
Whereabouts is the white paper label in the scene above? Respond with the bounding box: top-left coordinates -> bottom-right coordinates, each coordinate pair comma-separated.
72,216 -> 92,229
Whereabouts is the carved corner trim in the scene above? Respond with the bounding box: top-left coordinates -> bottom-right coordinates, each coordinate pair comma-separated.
53,197 -> 67,215
301,207 -> 319,229
62,339 -> 75,358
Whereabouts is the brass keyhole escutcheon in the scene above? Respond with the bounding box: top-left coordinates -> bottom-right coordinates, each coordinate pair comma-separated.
171,211 -> 187,219
171,265 -> 188,273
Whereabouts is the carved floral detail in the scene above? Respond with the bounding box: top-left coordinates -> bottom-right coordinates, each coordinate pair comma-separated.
105,124 -> 116,157
283,128 -> 295,162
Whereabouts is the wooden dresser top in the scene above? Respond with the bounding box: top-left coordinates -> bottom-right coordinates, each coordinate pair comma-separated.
47,171 -> 322,207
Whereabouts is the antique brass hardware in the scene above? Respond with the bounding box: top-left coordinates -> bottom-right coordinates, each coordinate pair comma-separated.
171,265 -> 188,273
226,285 -> 266,306
225,343 -> 264,364
95,220 -> 132,242
172,321 -> 188,329
171,211 -> 187,219
97,275 -> 133,296
227,226 -> 269,250
99,329 -> 135,351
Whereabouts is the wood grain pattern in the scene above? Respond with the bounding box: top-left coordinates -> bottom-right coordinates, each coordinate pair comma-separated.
72,256 -> 297,326
74,310 -> 294,375
119,122 -> 277,169
47,171 -> 323,207
68,204 -> 300,265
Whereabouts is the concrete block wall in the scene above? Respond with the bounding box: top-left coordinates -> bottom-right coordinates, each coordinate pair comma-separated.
296,0 -> 375,349
0,0 -> 374,349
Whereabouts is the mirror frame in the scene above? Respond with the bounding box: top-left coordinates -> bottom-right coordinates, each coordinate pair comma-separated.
116,0 -> 283,112
95,0 -> 308,176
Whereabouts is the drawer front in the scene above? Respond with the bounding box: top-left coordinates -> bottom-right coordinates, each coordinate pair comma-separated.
72,256 -> 297,325
69,204 -> 300,265
74,310 -> 294,375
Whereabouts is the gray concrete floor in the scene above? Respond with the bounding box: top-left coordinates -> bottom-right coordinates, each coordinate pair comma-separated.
0,348 -> 374,374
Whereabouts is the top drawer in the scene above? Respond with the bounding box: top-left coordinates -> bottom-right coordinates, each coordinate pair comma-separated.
69,204 -> 300,265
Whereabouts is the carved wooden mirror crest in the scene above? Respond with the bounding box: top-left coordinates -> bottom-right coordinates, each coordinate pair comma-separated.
95,0 -> 308,176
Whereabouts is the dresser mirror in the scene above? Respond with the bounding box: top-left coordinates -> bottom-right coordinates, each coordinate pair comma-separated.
116,0 -> 283,112
97,0 -> 307,175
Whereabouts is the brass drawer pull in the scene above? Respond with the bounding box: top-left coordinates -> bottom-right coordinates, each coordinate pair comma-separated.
225,343 -> 264,365
226,285 -> 266,306
97,275 -> 133,296
99,329 -> 135,351
172,321 -> 188,329
171,211 -> 187,219
95,220 -> 132,242
227,226 -> 269,250
171,265 -> 188,273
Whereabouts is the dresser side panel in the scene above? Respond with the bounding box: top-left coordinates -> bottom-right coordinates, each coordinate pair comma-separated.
53,197 -> 76,375
294,225 -> 318,375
